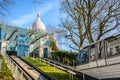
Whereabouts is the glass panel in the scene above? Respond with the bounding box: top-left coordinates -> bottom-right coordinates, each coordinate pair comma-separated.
110,48 -> 113,56
17,44 -> 29,56
115,46 -> 119,54
44,48 -> 48,58
43,40 -> 50,46
90,45 -> 96,61
78,47 -> 89,64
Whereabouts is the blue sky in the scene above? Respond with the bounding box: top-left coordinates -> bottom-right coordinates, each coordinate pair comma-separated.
0,0 -> 69,50
1,0 -> 119,51
3,0 -> 60,29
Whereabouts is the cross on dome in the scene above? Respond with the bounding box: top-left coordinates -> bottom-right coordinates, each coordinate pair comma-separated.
37,12 -> 40,18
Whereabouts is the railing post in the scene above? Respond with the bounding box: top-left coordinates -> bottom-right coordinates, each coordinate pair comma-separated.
15,65 -> 18,80
83,74 -> 85,80
21,71 -> 23,80
12,62 -> 13,74
10,59 -> 12,69
104,40 -> 107,65
8,58 -> 10,69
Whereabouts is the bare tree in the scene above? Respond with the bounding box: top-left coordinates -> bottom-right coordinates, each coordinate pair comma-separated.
60,0 -> 120,50
0,0 -> 43,17
0,0 -> 13,17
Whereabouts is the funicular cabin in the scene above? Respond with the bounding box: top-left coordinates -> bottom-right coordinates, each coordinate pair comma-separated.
76,33 -> 120,79
77,33 -> 120,69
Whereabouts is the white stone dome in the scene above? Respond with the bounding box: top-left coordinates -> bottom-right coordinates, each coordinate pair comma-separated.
32,12 -> 46,33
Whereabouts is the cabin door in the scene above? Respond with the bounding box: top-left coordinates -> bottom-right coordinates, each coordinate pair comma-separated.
43,48 -> 48,58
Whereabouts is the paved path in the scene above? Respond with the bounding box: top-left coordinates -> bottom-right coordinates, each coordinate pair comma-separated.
11,56 -> 40,80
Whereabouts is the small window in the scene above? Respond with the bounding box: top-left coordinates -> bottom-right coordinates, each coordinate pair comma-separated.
115,46 -> 119,54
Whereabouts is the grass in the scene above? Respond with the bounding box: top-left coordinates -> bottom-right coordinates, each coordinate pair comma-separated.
23,57 -> 80,80
0,54 -> 14,80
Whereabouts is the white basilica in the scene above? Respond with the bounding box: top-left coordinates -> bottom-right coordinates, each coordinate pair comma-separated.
29,12 -> 53,58
0,12 -> 58,58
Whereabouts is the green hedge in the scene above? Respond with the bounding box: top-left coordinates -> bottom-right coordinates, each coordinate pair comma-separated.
51,51 -> 78,66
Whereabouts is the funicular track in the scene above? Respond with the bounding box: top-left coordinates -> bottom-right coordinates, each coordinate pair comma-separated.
18,56 -> 55,80
39,58 -> 98,80
8,55 -> 55,80
10,55 -> 98,80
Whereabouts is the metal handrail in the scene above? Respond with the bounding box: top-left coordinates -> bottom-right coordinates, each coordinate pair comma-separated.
40,58 -> 98,80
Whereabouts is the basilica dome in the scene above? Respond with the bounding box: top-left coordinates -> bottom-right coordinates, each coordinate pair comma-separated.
32,12 -> 46,33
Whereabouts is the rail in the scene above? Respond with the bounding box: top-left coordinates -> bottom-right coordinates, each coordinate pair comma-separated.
19,57 -> 55,80
40,58 -> 98,80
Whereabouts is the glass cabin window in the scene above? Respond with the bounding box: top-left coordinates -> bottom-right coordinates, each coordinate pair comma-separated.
110,48 -> 113,56
115,46 -> 119,54
90,45 -> 96,61
78,48 -> 89,64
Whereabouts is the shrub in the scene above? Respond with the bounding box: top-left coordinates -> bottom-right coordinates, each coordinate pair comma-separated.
51,50 -> 78,66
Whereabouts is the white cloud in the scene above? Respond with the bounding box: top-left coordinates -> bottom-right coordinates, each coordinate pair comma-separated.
11,13 -> 35,27
10,1 -> 56,27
